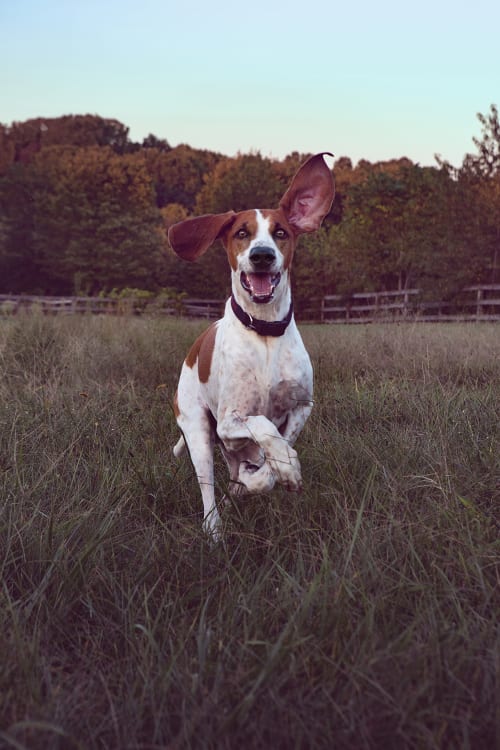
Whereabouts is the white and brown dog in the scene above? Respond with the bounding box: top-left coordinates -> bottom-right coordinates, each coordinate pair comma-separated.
168,153 -> 335,537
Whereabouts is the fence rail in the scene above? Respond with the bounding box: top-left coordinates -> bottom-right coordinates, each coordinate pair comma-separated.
1,286 -> 499,322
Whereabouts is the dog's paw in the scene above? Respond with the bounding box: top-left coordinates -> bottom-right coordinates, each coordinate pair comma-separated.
267,445 -> 303,491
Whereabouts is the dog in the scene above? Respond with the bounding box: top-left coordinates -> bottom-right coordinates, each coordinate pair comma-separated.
168,152 -> 335,537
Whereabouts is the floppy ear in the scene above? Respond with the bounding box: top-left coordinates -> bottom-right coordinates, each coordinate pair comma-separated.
168,211 -> 236,261
279,152 -> 335,233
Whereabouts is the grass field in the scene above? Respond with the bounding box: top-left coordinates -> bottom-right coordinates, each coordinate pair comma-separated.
0,314 -> 498,749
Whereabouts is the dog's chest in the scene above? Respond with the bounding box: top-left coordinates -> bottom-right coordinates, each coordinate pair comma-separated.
211,326 -> 312,422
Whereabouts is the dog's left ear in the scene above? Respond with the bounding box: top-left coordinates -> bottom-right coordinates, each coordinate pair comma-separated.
168,211 -> 236,261
279,152 -> 335,233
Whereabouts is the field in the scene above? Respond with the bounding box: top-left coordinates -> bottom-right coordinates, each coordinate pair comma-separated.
0,314 -> 498,749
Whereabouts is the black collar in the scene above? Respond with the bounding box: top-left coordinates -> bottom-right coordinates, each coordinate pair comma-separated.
230,295 -> 294,337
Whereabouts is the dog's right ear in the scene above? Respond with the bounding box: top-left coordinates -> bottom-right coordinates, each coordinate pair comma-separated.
168,211 -> 236,261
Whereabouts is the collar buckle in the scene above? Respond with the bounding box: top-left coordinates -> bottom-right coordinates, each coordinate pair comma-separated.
245,312 -> 256,331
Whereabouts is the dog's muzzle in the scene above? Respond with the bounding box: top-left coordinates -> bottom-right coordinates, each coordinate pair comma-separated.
241,246 -> 281,303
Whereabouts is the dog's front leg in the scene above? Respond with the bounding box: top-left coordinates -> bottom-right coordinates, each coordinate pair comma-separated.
279,400 -> 314,447
176,422 -> 221,538
217,412 -> 302,493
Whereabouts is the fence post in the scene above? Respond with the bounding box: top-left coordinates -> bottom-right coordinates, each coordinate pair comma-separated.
476,287 -> 483,320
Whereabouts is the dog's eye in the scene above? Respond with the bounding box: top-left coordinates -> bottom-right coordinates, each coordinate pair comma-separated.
235,228 -> 248,239
274,228 -> 288,240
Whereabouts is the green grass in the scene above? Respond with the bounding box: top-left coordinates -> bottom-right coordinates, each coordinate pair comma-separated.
0,314 -> 498,749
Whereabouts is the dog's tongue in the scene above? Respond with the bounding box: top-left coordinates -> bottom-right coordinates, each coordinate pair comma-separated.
248,273 -> 273,297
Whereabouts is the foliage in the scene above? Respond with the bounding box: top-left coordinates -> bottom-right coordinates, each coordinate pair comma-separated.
0,146 -> 168,294
437,104 -> 500,285
0,165 -> 42,291
460,105 -> 500,284
292,228 -> 336,315
195,152 -> 285,214
463,103 -> 500,177
0,108 -> 499,298
141,133 -> 171,152
144,144 -> 222,210
330,165 -> 489,298
0,115 -> 133,169
104,286 -> 188,314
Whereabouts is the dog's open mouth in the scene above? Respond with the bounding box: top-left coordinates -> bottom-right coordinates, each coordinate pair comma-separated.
240,272 -> 281,303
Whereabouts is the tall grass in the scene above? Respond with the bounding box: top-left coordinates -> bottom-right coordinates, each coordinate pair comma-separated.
0,314 -> 498,749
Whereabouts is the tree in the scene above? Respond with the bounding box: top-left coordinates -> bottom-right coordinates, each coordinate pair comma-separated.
0,124 -> 14,174
332,170 -> 414,292
460,104 -> 500,282
0,115 -> 134,170
463,104 -> 500,177
291,227 -> 335,316
0,164 -> 44,292
141,133 -> 171,151
143,144 -> 221,210
195,153 -> 284,214
329,165 -> 486,298
27,146 -> 168,293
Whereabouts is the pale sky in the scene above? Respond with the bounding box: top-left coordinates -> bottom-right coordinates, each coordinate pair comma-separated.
1,0 -> 499,167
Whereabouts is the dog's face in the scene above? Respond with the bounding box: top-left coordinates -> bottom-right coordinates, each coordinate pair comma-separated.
222,208 -> 296,305
168,152 -> 335,311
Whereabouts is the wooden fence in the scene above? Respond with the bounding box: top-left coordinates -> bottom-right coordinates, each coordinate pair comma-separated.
0,294 -> 225,319
1,285 -> 499,323
315,285 -> 500,323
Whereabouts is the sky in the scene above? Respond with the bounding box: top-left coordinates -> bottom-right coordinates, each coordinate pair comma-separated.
1,0 -> 499,168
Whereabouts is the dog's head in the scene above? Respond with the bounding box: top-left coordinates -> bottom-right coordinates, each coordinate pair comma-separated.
168,153 -> 335,312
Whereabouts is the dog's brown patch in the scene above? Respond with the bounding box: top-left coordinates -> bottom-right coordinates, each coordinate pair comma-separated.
260,208 -> 296,270
185,322 -> 218,383
223,210 -> 259,271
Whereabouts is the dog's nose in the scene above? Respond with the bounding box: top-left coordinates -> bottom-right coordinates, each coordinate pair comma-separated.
249,245 -> 275,268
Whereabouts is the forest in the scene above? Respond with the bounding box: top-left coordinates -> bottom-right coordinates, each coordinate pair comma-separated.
0,106 -> 499,312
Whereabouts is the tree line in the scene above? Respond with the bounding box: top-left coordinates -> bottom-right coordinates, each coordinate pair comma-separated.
0,108 -> 499,312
